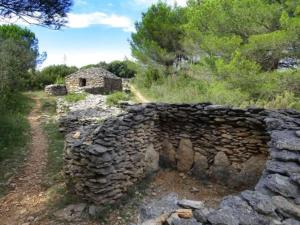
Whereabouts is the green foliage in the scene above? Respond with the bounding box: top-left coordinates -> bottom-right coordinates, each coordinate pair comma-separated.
106,92 -> 130,106
64,93 -> 87,103
131,2 -> 187,69
131,0 -> 300,111
0,93 -> 32,196
0,0 -> 72,29
0,38 -> 35,108
107,60 -> 136,78
81,60 -> 137,78
28,65 -> 78,90
43,121 -> 64,187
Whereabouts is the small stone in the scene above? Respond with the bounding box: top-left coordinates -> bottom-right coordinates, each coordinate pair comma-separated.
190,187 -> 199,193
295,131 -> 300,138
27,216 -> 35,222
73,131 -> 81,139
176,209 -> 193,219
178,200 -> 205,209
282,218 -> 300,225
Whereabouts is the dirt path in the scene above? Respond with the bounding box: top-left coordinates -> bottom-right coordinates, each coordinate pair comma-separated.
130,84 -> 150,103
0,97 -> 49,225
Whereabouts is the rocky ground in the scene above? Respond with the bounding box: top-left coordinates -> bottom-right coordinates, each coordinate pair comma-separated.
57,94 -> 123,134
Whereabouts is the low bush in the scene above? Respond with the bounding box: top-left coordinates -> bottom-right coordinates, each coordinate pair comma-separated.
106,92 -> 130,106
43,121 -> 64,187
64,93 -> 87,103
0,93 -> 32,196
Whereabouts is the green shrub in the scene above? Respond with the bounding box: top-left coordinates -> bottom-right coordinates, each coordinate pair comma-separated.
64,93 -> 87,103
0,93 -> 32,196
43,121 -> 64,187
106,92 -> 130,106
55,76 -> 65,85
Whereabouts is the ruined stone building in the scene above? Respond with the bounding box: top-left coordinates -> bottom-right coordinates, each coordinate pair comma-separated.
65,67 -> 122,94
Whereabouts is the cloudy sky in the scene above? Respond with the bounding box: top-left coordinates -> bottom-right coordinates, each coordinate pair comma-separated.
21,0 -> 187,68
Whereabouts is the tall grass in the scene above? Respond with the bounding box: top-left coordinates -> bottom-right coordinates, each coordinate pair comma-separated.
133,68 -> 300,111
0,93 -> 33,196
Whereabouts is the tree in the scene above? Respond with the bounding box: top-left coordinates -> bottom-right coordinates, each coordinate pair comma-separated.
0,24 -> 45,66
131,2 -> 187,71
0,38 -> 35,106
107,61 -> 136,78
185,0 -> 300,71
0,0 -> 72,29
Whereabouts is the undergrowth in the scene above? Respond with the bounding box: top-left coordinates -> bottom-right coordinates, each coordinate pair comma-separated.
106,91 -> 131,106
64,93 -> 87,103
133,67 -> 300,111
43,121 -> 65,188
0,93 -> 33,196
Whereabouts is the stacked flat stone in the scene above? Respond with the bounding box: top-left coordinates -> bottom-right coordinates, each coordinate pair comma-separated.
62,103 -> 300,224
44,84 -> 67,96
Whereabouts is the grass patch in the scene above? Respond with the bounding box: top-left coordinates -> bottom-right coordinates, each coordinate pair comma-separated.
0,93 -> 33,196
42,121 -> 65,188
133,69 -> 300,111
106,91 -> 131,106
64,93 -> 87,103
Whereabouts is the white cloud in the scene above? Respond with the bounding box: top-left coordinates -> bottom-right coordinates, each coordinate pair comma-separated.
67,12 -> 135,32
134,0 -> 187,7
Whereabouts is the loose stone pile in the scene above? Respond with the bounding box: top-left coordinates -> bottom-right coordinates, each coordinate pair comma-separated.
57,94 -> 123,133
62,103 -> 300,224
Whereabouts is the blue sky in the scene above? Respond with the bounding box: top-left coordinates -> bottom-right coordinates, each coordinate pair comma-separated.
11,0 -> 187,68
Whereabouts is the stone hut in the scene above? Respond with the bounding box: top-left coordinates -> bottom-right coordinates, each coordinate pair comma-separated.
65,67 -> 122,94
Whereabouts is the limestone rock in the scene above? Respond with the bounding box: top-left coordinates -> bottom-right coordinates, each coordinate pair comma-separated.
270,149 -> 300,163
272,131 -> 300,151
210,152 -> 232,184
272,196 -> 300,219
145,144 -> 159,173
207,207 -> 239,225
283,219 -> 300,225
240,190 -> 276,215
139,193 -> 179,223
214,152 -> 230,167
219,196 -> 269,225
264,174 -> 299,198
176,209 -> 193,219
192,152 -> 208,179
160,140 -> 177,168
193,207 -> 213,223
54,203 -> 87,222
171,217 -> 202,225
266,160 -> 300,176
178,199 -> 205,209
238,155 -> 266,186
177,138 -> 194,172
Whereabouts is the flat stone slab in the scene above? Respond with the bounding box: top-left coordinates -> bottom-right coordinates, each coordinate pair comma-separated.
271,131 -> 300,151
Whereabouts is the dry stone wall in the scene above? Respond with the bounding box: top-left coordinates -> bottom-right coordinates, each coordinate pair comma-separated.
63,103 -> 300,224
44,84 -> 67,96
65,67 -> 122,94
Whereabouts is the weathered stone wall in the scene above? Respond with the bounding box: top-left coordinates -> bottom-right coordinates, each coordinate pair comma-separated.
44,84 -> 67,96
65,67 -> 122,94
63,103 -> 300,224
65,76 -> 104,93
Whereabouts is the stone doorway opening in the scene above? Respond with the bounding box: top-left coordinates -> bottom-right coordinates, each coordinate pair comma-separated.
79,78 -> 87,87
